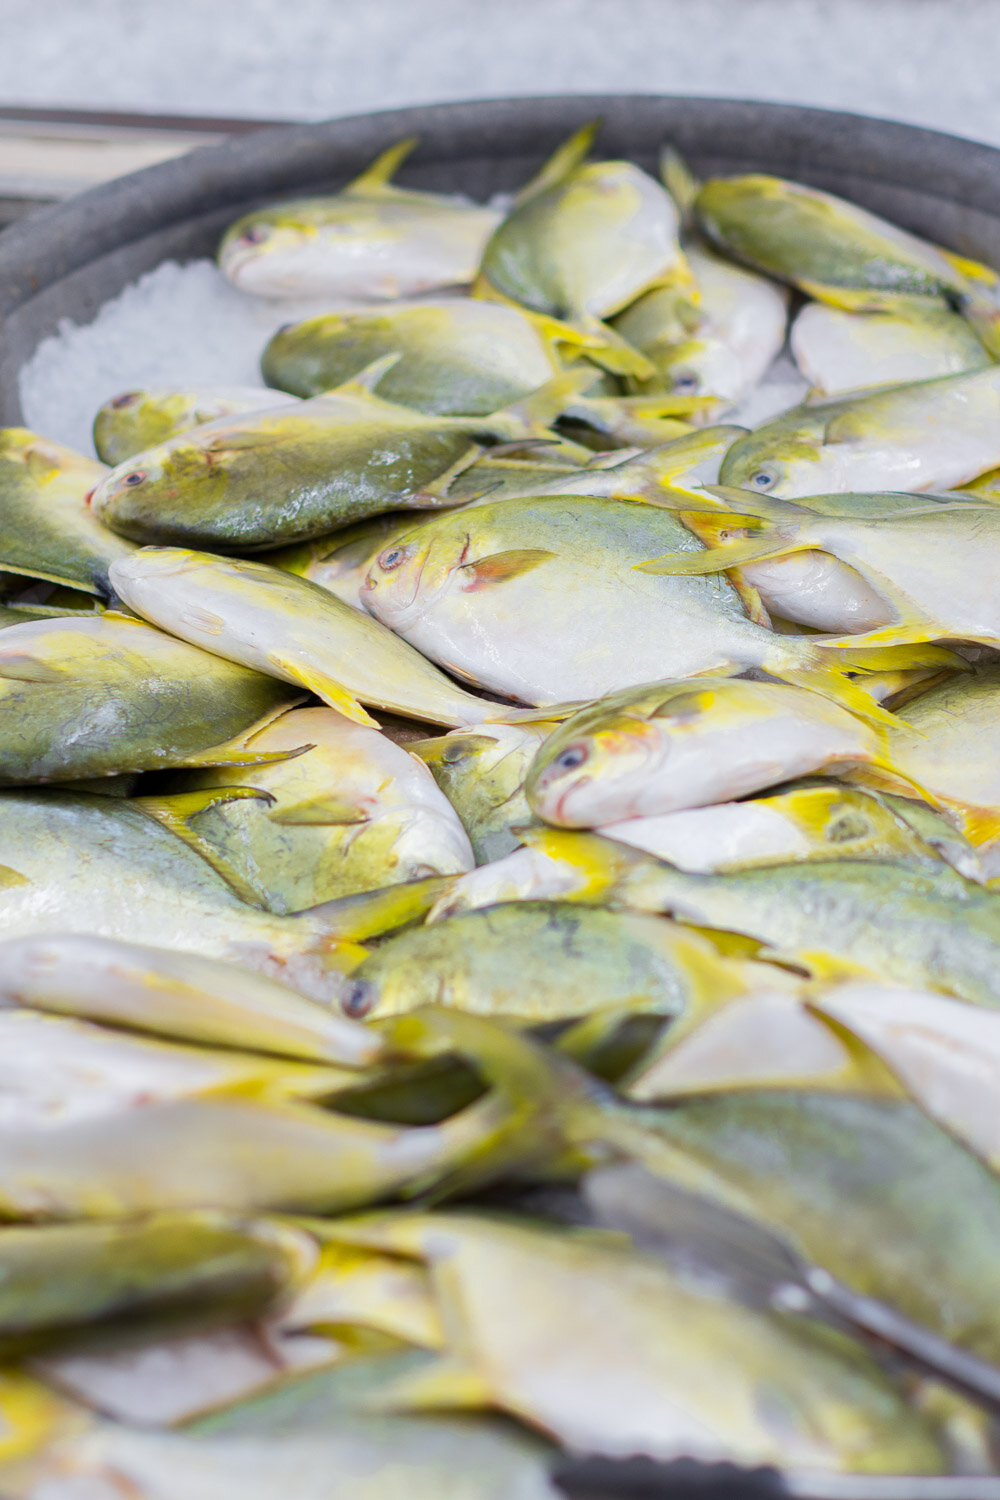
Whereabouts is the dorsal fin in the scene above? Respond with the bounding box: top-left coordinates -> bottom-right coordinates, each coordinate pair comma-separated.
514,119 -> 602,205
345,137 -> 419,195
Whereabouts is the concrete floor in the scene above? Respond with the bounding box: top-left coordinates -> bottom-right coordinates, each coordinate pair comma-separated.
0,0 -> 996,147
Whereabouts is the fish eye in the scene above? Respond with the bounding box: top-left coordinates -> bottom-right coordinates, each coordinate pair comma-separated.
671,369 -> 700,394
240,224 -> 271,246
554,743 -> 589,773
378,545 -> 408,572
341,979 -> 374,1019
110,393 -> 139,410
122,470 -> 147,488
748,467 -> 779,491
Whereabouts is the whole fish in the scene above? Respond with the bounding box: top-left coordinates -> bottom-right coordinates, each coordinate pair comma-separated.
0,789 -> 445,1003
478,123 -> 689,374
717,366 -> 1000,498
360,494 -> 948,707
0,1088 -> 511,1220
339,898 -> 767,1024
614,245 -> 789,414
0,933 -> 380,1066
616,1088 -> 1000,1370
260,298 -> 568,413
109,548 -> 555,727
599,783 -> 975,875
89,364 -> 589,551
431,787 -> 975,919
142,706 -> 474,913
411,722 -> 555,863
644,486 -> 1000,651
790,303 -> 989,398
0,1213 -> 314,1353
0,428 -> 133,598
329,1211 -> 943,1472
0,1365 -> 560,1500
525,676 -> 917,827
219,137 -> 501,300
615,855 -> 1000,1008
0,611 -> 302,784
0,1011 -> 349,1124
883,667 -> 1000,845
93,385 -> 300,466
696,171 -> 1000,353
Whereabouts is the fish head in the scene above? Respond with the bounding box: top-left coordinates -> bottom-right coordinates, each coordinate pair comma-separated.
92,389 -> 202,467
526,705 -> 675,827
218,201 -> 342,297
655,337 -> 747,409
361,523 -> 468,629
718,424 -> 828,499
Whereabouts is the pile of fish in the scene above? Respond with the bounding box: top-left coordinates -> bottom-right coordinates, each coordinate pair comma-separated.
7,121 -> 1000,1496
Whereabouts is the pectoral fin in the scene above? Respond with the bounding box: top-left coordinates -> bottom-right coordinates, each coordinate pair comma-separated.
459,548 -> 555,590
0,864 -> 30,889
269,795 -> 371,826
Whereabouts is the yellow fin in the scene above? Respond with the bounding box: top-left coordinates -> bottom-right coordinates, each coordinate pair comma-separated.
659,144 -> 700,220
134,787 -> 275,907
269,795 -> 370,827
636,533 -> 803,576
307,876 -> 458,943
515,119 -> 601,204
346,136 -> 419,194
954,803 -> 1000,848
328,352 -> 404,398
373,1354 -> 493,1412
267,652 -> 378,726
0,863 -> 30,889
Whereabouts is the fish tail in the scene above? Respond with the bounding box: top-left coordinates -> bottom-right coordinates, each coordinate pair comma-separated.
489,366 -> 603,443
768,639 -> 966,730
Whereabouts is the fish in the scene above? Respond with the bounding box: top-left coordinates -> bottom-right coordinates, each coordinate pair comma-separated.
0,428 -> 134,599
0,933 -> 381,1066
0,788 -> 447,1003
695,170 -> 1000,354
141,706 -> 474,913
717,366 -> 1000,498
524,676 -> 919,827
327,1210 -> 943,1472
338,898 -> 769,1025
884,667 -> 1000,844
89,363 -> 592,551
0,610 -> 306,784
0,1213 -> 315,1354
2,1361 -> 561,1500
429,786 -> 978,919
614,1088 -> 1000,1371
810,980 -> 1000,1171
643,486 -> 1000,653
108,548 -> 560,727
599,783 -> 977,876
606,854 -> 1000,1008
0,1087 -> 514,1220
360,494 -> 952,708
93,385 -> 300,466
218,137 -> 501,300
260,298 -> 573,413
411,722 -> 556,863
614,244 -> 789,414
0,1010 -> 353,1123
790,303 -> 990,398
477,123 -> 690,375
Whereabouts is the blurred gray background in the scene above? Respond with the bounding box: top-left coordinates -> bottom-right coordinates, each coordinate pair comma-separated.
0,0 -> 995,145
